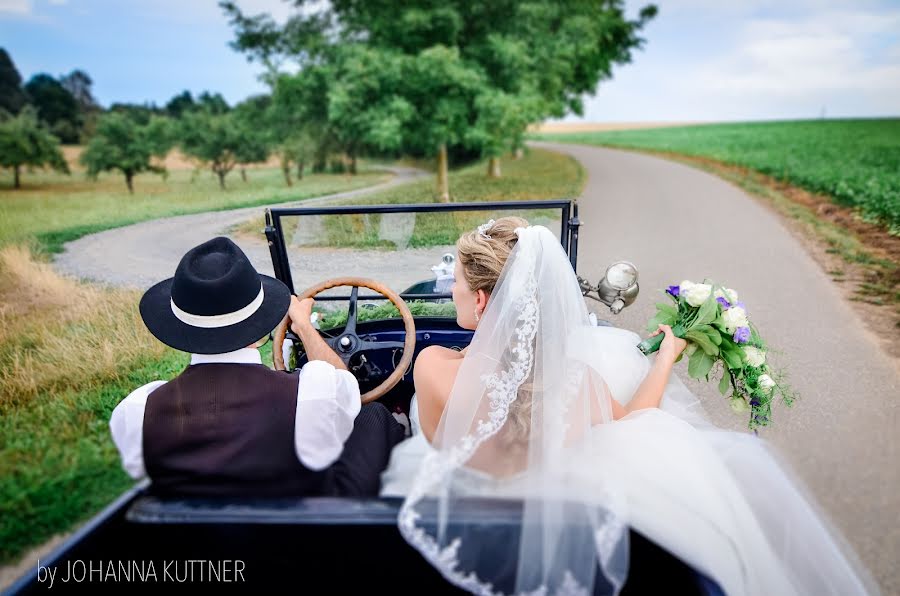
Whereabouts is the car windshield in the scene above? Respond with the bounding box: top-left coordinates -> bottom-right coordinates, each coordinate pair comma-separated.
268,202 -> 573,324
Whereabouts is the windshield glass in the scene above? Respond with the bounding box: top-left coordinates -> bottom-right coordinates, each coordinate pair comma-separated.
271,204 -> 570,324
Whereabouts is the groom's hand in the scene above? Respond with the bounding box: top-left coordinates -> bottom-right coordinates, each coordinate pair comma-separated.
288,296 -> 315,332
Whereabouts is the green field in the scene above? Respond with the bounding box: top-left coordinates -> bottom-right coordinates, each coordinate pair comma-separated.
533,119 -> 900,234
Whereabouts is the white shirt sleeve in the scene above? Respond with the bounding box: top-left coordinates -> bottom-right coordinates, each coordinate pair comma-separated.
109,381 -> 167,480
294,360 -> 362,470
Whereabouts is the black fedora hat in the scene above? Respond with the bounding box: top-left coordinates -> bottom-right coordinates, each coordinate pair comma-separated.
139,237 -> 291,354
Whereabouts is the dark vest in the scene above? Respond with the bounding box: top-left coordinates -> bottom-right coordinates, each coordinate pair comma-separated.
143,363 -> 330,497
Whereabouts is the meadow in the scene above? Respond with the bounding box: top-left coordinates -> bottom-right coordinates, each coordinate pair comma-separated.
235,147 -> 585,245
0,148 -> 584,567
533,119 -> 900,234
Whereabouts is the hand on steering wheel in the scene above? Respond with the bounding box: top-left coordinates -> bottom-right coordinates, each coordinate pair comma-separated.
273,277 -> 416,404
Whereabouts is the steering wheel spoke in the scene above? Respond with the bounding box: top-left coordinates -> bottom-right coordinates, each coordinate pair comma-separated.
344,286 -> 359,335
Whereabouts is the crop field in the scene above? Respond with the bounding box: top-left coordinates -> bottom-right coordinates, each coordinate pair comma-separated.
533,119 -> 900,234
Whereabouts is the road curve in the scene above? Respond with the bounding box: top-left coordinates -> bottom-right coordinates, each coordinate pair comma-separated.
532,141 -> 898,594
53,166 -> 428,289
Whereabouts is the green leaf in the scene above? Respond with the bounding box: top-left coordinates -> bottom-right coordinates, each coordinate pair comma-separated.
694,324 -> 723,345
720,343 -> 744,370
718,372 -> 731,395
690,297 -> 718,329
655,303 -> 678,318
684,330 -> 719,356
687,351 -> 715,380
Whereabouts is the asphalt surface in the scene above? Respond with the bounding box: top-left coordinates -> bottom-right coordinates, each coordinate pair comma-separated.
53,147 -> 898,592
533,141 -> 898,594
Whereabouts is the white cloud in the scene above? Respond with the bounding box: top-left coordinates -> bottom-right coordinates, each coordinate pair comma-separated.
572,4 -> 900,121
0,0 -> 30,15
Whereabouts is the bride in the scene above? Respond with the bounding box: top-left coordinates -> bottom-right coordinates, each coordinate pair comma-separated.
381,217 -> 879,595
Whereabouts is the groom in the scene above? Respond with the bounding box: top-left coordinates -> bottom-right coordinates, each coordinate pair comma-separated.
109,236 -> 404,497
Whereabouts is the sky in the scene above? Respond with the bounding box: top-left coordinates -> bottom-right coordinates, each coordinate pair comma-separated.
1,0 -> 898,122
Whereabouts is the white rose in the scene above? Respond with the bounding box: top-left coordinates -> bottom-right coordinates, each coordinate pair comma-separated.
742,346 -> 766,367
757,374 -> 776,390
722,306 -> 748,333
683,283 -> 712,307
714,287 -> 739,304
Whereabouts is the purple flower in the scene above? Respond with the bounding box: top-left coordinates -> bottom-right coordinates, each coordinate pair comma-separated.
716,296 -> 731,309
733,326 -> 751,343
734,301 -> 746,310
666,285 -> 680,297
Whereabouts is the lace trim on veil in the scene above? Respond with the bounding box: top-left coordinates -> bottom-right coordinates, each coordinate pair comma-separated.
398,247 -> 565,595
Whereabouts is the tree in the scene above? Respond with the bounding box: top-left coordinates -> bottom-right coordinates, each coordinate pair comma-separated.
59,70 -> 98,112
197,91 -> 230,114
222,0 -> 656,189
80,112 -> 173,193
165,91 -> 196,118
23,73 -> 82,143
0,107 -> 70,188
0,48 -> 27,115
232,95 -> 273,181
179,110 -> 244,189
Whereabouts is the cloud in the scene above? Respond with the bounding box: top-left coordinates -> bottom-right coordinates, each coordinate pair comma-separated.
573,2 -> 900,121
0,0 -> 30,15
47,0 -> 67,5
687,9 -> 900,112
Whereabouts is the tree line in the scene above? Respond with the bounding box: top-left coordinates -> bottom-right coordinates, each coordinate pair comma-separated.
1,1 -> 656,197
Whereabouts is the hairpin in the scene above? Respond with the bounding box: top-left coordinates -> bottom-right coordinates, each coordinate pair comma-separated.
477,219 -> 496,240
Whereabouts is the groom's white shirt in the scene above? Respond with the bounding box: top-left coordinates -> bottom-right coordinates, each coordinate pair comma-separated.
109,347 -> 361,479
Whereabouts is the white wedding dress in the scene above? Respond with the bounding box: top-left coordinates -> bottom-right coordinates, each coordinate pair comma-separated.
383,226 -> 879,596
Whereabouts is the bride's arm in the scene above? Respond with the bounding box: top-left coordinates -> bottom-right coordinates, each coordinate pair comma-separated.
413,346 -> 463,443
611,325 -> 686,419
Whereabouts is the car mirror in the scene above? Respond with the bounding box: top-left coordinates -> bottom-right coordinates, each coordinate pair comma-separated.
596,261 -> 639,314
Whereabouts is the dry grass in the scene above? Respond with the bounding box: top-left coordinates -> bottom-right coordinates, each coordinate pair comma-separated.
0,245 -> 167,407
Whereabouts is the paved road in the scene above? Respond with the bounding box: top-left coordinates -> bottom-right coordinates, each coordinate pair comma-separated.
533,141 -> 898,594
54,166 -> 429,288
54,147 -> 898,592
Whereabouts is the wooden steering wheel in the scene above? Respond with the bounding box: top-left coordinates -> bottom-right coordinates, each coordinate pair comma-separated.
273,277 -> 416,404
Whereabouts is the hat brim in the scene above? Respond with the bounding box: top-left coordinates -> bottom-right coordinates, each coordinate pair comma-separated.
139,274 -> 291,355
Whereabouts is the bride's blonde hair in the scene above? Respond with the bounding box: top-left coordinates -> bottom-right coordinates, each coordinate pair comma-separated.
456,216 -> 528,295
457,216 -> 533,451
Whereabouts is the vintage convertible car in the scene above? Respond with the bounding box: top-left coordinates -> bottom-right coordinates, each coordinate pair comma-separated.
8,201 -> 723,595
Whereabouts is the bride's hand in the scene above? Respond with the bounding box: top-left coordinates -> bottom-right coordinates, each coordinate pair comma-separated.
650,324 -> 687,366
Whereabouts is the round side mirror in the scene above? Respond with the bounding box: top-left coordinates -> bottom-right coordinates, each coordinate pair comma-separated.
597,261 -> 640,314
604,261 -> 638,290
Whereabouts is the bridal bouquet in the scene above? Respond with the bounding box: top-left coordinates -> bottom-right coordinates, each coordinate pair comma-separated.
637,280 -> 795,430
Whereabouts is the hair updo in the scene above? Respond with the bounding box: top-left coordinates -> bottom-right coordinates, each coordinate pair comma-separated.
456,216 -> 528,294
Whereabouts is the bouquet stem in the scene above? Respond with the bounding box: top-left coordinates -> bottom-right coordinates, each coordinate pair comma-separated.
637,323 -> 686,355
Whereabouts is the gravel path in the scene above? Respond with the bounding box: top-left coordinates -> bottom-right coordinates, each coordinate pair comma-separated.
54,166 -> 430,289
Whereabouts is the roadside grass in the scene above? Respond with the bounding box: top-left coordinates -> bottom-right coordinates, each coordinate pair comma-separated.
0,166 -> 391,254
0,148 -> 585,569
234,147 -> 585,248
